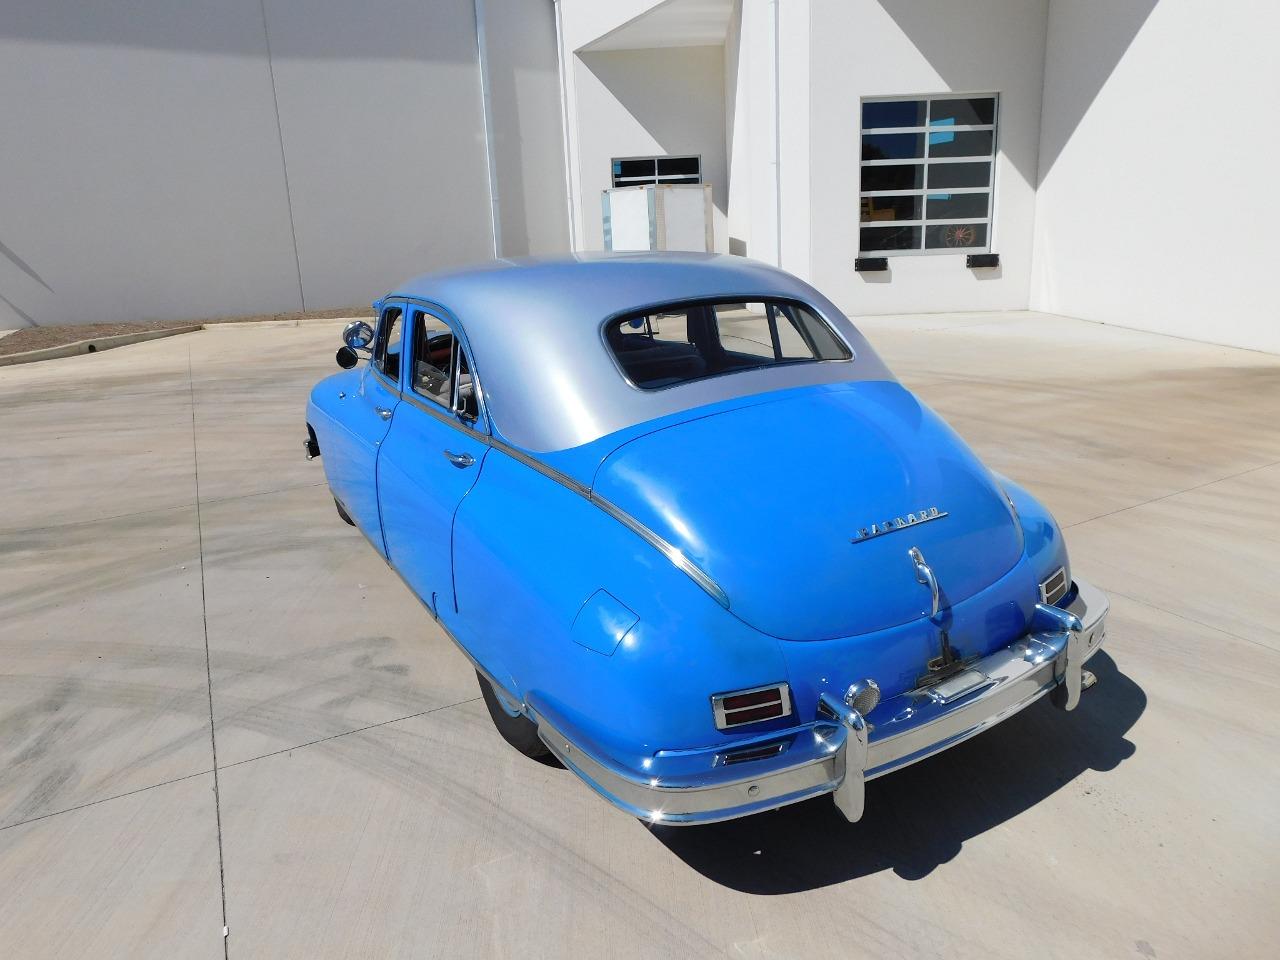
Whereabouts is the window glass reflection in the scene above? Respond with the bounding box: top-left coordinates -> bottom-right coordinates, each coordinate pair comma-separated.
860,225 -> 921,252
929,98 -> 996,126
860,95 -> 997,254
861,100 -> 925,128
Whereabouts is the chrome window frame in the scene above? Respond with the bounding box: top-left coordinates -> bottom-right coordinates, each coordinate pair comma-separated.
598,295 -> 855,395
404,306 -> 484,427
396,302 -> 491,437
371,304 -> 405,380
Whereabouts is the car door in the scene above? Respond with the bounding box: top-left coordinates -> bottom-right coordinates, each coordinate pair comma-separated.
377,305 -> 490,615
326,302 -> 405,556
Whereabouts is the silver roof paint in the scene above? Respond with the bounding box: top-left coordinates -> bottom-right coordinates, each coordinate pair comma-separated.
389,252 -> 895,453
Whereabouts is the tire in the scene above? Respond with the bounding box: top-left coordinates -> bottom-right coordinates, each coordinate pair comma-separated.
476,671 -> 550,759
334,497 -> 355,526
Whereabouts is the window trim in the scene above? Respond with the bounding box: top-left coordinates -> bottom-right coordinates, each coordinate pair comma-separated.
403,304 -> 490,433
372,304 -> 405,381
598,295 -> 854,394
858,93 -> 999,257
406,308 -> 456,411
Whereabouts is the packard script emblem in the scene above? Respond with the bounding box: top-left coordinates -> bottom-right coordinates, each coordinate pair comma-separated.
851,506 -> 948,543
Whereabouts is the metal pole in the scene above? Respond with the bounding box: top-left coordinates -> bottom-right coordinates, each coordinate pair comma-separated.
552,0 -> 579,250
473,0 -> 503,258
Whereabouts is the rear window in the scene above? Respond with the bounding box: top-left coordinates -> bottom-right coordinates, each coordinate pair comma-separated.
605,299 -> 851,390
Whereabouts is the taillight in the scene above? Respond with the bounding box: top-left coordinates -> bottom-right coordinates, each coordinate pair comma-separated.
1040,566 -> 1068,605
711,683 -> 792,730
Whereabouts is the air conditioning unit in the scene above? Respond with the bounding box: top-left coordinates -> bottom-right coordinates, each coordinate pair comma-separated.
602,183 -> 713,253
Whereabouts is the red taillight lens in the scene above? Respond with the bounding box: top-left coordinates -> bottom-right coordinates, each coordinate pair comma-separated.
712,683 -> 792,730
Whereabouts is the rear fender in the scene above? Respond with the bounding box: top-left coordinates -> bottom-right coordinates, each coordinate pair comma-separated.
449,448 -> 789,768
997,475 -> 1071,589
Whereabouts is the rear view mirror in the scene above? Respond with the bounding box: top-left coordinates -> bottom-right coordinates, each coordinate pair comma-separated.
343,320 -> 375,350
335,346 -> 359,369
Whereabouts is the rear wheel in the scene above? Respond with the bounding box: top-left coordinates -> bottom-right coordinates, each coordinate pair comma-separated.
476,671 -> 549,759
334,497 -> 355,526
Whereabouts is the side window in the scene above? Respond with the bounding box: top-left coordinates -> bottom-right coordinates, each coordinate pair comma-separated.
374,306 -> 404,381
411,310 -> 454,406
410,310 -> 480,424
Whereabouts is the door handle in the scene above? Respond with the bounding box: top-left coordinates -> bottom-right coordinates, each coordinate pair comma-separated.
376,406 -> 393,420
443,450 -> 475,468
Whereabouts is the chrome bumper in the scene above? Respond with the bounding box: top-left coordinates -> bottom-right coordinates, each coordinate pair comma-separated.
533,578 -> 1110,826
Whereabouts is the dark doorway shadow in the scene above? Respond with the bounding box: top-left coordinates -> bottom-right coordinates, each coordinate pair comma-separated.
651,651 -> 1142,891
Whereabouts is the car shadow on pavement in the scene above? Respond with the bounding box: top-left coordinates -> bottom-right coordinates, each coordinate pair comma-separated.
650,652 -> 1143,891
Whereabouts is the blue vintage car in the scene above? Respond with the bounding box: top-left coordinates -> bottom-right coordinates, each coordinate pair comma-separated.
304,253 -> 1109,825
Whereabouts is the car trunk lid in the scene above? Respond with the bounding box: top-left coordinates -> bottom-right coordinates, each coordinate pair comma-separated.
591,381 -> 1023,641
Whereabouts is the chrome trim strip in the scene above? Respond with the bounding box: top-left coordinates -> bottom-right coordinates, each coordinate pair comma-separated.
484,434 -> 731,609
592,492 -> 731,609
399,386 -> 490,437
533,706 -> 845,825
357,310 -> 727,607
531,577 -> 1109,826
715,740 -> 788,766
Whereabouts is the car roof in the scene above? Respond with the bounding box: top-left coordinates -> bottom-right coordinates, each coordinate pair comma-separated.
385,252 -> 894,453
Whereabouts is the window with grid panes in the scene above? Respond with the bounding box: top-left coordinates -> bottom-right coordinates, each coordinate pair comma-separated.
859,95 -> 997,254
611,156 -> 702,188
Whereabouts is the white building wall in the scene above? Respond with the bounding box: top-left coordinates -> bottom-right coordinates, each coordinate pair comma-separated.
481,0 -> 572,258
0,0 -> 567,330
724,2 -> 750,256
571,45 -> 729,253
776,0 -> 811,279
726,0 -> 781,265
1032,0 -> 1278,354
556,0 -> 667,53
808,0 -> 1049,317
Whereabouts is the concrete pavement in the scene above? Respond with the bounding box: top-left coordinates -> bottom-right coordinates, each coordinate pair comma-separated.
1,313 -> 1278,959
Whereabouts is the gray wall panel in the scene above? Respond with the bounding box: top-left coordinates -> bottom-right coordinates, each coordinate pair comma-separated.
262,0 -> 497,308
0,0 -> 303,327
482,0 -> 570,257
0,0 -> 567,329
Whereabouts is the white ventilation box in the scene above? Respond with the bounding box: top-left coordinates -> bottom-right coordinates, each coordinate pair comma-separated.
602,184 -> 713,252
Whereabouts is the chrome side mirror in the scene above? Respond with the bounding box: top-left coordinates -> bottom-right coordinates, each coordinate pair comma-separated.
343,320 -> 375,350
